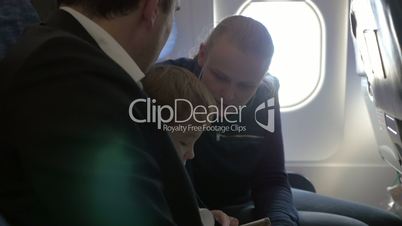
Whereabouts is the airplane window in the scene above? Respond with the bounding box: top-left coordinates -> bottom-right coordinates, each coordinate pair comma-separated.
238,0 -> 324,111
158,18 -> 178,61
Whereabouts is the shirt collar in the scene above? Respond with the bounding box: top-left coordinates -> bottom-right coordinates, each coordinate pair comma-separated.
60,6 -> 144,87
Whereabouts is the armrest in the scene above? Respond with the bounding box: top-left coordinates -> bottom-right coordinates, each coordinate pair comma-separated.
287,172 -> 316,193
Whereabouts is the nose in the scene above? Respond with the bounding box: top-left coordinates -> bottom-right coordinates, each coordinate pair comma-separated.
221,84 -> 236,104
183,148 -> 195,160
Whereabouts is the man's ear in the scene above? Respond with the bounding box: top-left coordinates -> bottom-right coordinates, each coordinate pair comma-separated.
198,43 -> 207,66
142,0 -> 160,27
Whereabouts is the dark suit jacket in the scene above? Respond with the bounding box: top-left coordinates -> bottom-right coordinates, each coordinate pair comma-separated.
0,10 -> 203,226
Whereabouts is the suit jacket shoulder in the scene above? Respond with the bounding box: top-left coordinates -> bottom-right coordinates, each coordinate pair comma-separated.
0,11 -> 202,226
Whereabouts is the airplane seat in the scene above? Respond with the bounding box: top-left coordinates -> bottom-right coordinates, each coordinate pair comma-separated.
0,0 -> 40,60
0,215 -> 9,226
351,0 -> 402,173
288,172 -> 316,193
0,1 -> 41,225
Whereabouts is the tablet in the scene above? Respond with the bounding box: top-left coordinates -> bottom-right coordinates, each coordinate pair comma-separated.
240,217 -> 271,226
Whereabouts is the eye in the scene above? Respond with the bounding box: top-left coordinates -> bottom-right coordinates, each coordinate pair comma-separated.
239,83 -> 256,90
213,72 -> 229,82
175,0 -> 181,11
215,74 -> 225,80
179,141 -> 187,146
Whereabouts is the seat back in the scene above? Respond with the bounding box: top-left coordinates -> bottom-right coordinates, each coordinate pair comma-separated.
0,1 -> 41,225
0,0 -> 39,60
351,0 -> 402,172
0,214 -> 9,226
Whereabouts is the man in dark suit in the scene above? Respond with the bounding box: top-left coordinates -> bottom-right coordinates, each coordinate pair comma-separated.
0,0 -> 205,226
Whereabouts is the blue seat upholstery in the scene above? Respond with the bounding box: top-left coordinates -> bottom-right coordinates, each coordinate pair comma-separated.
0,1 -> 40,225
0,214 -> 9,226
0,0 -> 39,60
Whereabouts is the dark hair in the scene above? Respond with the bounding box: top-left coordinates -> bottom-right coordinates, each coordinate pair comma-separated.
58,0 -> 173,18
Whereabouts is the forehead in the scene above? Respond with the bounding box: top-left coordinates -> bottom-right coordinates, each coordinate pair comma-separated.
207,37 -> 269,83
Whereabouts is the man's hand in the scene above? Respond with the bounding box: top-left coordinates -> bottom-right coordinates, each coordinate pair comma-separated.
211,210 -> 239,226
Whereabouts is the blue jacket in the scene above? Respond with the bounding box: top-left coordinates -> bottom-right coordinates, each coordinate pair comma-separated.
163,58 -> 299,226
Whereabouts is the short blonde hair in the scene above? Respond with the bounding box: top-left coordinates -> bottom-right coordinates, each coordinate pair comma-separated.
143,65 -> 216,122
204,15 -> 274,67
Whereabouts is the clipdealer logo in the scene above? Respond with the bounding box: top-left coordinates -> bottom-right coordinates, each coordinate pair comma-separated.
255,97 -> 275,133
128,98 -> 275,133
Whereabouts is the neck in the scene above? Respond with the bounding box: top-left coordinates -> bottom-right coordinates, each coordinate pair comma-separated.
68,5 -> 151,71
95,15 -> 152,72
